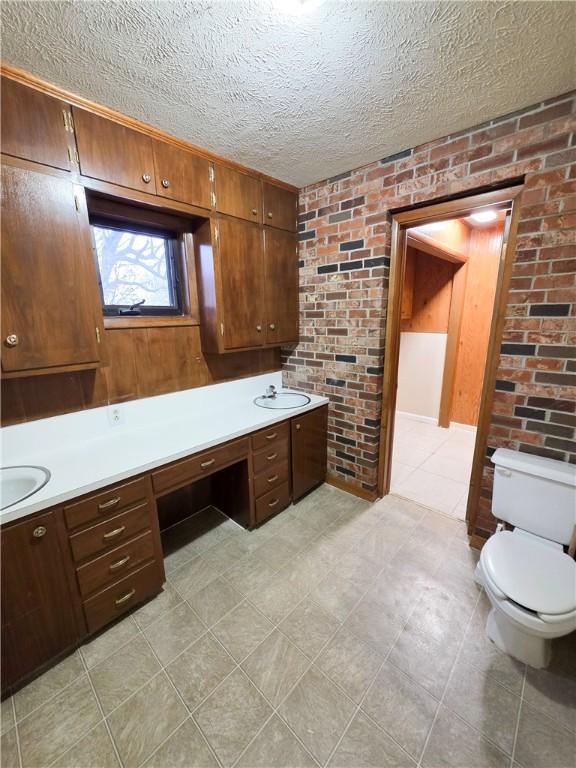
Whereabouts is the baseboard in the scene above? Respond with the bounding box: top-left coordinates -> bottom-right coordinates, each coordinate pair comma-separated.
450,421 -> 477,433
326,474 -> 378,502
469,533 -> 488,551
396,410 -> 438,425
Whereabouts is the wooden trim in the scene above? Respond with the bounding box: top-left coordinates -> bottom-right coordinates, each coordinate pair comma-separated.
407,232 -> 468,264
1,361 -> 102,380
103,316 -> 200,330
326,474 -> 378,502
438,262 -> 468,428
469,533 -> 488,551
377,184 -> 524,534
1,63 -> 298,193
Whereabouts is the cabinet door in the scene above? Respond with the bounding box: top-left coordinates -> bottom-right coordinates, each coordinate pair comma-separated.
216,217 -> 265,349
1,165 -> 102,373
262,182 -> 297,232
1,511 -> 80,692
73,107 -> 156,193
264,228 -> 299,345
291,406 -> 328,501
1,77 -> 74,171
215,165 -> 262,223
152,141 -> 212,209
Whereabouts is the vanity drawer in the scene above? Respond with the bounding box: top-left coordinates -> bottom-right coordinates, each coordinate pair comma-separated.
76,530 -> 156,598
152,437 -> 249,496
64,477 -> 149,530
69,502 -> 152,563
253,460 -> 290,499
83,561 -> 162,634
255,481 -> 290,524
252,439 -> 289,475
251,421 -> 289,452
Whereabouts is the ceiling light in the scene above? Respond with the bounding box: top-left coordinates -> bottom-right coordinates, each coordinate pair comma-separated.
471,209 -> 497,223
275,0 -> 325,14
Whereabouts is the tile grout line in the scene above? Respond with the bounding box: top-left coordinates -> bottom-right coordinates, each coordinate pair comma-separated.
510,668 -> 527,768
9,693 -> 24,768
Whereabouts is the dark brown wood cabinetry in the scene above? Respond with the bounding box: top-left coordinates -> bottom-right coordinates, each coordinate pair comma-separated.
264,228 -> 299,344
215,165 -> 263,223
1,165 -> 104,376
263,182 -> 298,232
152,140 -> 213,209
1,510 -> 80,692
291,405 -> 328,501
1,76 -> 75,172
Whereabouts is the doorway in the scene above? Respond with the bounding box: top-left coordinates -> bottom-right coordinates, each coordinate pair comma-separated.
378,186 -> 523,532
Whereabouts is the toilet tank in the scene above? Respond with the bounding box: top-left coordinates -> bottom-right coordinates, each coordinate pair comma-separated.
491,448 -> 576,545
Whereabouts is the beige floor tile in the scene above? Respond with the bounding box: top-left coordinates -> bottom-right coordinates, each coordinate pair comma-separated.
166,632 -> 235,711
388,625 -> 460,700
252,534 -> 302,569
336,550 -> 383,592
407,587 -> 474,647
444,659 -> 521,755
14,651 -> 84,721
201,536 -> 251,575
236,713 -> 316,767
367,570 -> 421,626
248,571 -> 305,624
194,668 -> 273,767
212,601 -> 274,662
422,706 -> 510,768
278,665 -> 355,765
242,629 -> 309,707
317,627 -> 383,704
280,597 -> 341,659
52,722 -> 119,768
223,553 -> 277,595
132,583 -> 183,630
310,572 -> 365,622
143,718 -> 218,767
362,662 -> 438,761
144,602 -> 205,665
107,672 -> 187,768
523,661 -> 576,734
1,698 -> 15,737
514,701 -> 576,768
18,675 -> 101,768
344,597 -> 402,656
329,710 -> 416,768
187,577 -> 244,627
1,727 -> 20,768
90,634 -> 161,715
168,554 -> 222,598
80,614 -> 140,669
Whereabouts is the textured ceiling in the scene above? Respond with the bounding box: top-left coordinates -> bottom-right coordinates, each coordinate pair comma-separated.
1,1 -> 574,187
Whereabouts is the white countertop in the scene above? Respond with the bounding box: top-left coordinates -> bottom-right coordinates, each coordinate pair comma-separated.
0,372 -> 328,524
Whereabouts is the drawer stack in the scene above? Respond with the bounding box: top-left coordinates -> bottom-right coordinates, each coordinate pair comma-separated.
251,421 -> 291,523
63,477 -> 164,634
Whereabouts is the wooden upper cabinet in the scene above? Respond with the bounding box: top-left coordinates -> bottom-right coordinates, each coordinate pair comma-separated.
1,510 -> 80,693
262,183 -> 298,232
264,228 -> 299,345
152,141 -> 212,209
73,107 -> 157,193
1,165 -> 103,375
1,76 -> 74,171
216,217 -> 265,350
215,165 -> 262,223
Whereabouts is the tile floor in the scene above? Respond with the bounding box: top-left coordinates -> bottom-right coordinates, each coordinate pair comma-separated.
1,486 -> 575,768
391,412 -> 477,520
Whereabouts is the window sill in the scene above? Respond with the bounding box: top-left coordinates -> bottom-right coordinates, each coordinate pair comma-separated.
103,315 -> 200,330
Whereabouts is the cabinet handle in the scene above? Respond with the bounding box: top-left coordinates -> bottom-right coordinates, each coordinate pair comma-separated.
295,424 -> 301,431
201,458 -> 216,469
33,526 -> 47,538
142,173 -> 152,183
269,323 -> 276,331
115,588 -> 136,606
109,555 -> 130,572
268,498 -> 279,508
265,433 -> 277,440
103,525 -> 125,540
5,334 -> 18,347
251,208 -> 258,216
98,496 -> 121,511
267,474 -> 279,484
266,452 -> 278,461
161,178 -> 170,188
256,325 -> 262,332
267,212 -> 273,219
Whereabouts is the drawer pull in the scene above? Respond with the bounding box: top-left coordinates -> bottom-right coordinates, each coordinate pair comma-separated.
268,498 -> 279,508
109,555 -> 131,572
103,526 -> 126,540
200,459 -> 216,469
266,452 -> 278,461
115,588 -> 136,606
98,496 -> 121,511
265,433 -> 277,440
267,474 -> 279,484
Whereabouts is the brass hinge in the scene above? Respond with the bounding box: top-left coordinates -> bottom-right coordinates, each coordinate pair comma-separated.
62,110 -> 74,132
214,225 -> 219,242
62,109 -> 69,131
74,194 -> 81,212
67,110 -> 74,132
210,191 -> 216,208
96,327 -> 101,343
209,165 -> 215,182
74,148 -> 79,164
220,323 -> 224,336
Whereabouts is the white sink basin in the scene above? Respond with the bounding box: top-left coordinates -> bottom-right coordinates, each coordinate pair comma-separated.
254,392 -> 311,409
0,466 -> 50,510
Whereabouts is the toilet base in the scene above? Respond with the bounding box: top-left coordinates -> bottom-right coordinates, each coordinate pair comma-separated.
486,608 -> 552,669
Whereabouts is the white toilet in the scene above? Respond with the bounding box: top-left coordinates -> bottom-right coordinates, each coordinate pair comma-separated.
475,448 -> 576,669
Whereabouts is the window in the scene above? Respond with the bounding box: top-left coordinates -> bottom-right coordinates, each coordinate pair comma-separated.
91,219 -> 182,316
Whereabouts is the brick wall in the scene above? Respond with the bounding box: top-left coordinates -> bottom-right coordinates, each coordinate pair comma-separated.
282,92 -> 576,537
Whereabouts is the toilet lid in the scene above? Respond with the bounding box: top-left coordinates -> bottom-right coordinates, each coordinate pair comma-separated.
482,531 -> 576,615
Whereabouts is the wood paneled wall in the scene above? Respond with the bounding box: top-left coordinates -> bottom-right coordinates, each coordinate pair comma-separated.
400,247 -> 455,333
1,326 -> 280,426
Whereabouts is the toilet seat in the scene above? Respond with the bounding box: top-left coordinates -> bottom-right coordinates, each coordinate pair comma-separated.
481,530 -> 576,616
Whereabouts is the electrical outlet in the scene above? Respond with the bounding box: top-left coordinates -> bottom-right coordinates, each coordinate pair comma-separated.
107,406 -> 124,426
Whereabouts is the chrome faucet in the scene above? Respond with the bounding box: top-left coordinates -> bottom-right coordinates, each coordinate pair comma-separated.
265,385 -> 277,399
